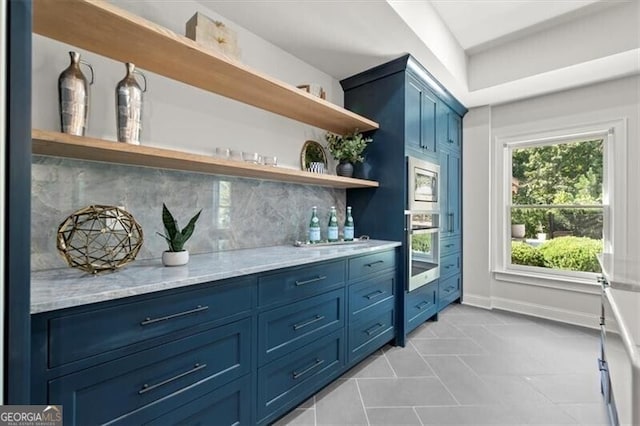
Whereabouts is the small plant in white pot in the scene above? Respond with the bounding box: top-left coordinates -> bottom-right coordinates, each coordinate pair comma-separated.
157,203 -> 201,266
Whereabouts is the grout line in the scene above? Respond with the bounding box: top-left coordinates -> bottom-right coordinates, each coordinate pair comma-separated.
380,347 -> 398,378
412,406 -> 425,426
354,378 -> 371,426
419,353 -> 461,407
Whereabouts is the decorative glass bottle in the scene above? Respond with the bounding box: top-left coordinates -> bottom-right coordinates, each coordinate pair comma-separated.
344,206 -> 355,241
116,63 -> 147,145
308,206 -> 321,243
58,51 -> 94,136
327,206 -> 339,242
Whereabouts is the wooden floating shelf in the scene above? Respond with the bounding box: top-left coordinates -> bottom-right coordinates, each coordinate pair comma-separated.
32,130 -> 380,189
33,0 -> 379,135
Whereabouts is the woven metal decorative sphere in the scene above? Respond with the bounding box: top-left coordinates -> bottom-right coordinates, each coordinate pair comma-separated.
57,205 -> 144,274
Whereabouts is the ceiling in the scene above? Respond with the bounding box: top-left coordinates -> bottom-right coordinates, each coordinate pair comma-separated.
201,0 -> 639,108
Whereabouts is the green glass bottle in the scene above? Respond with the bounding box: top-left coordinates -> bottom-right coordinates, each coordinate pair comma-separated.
327,206 -> 339,242
344,206 -> 354,241
308,206 -> 321,243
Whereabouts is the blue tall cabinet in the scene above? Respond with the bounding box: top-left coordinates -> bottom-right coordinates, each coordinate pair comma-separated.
341,55 -> 467,345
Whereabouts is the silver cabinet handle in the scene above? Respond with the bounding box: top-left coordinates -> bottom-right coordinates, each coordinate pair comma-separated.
448,213 -> 454,233
295,275 -> 327,286
139,363 -> 207,394
365,260 -> 384,268
365,322 -> 385,336
293,315 -> 325,331
365,290 -> 386,300
292,358 -> 324,379
416,301 -> 430,310
140,305 -> 208,326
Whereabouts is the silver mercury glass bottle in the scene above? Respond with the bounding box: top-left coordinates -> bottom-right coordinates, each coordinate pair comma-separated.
116,63 -> 147,145
58,51 -> 94,136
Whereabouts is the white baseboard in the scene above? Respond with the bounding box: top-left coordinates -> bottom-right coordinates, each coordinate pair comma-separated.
490,296 -> 600,329
462,294 -> 492,309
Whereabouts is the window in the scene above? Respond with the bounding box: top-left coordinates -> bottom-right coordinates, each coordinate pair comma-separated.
508,138 -> 604,275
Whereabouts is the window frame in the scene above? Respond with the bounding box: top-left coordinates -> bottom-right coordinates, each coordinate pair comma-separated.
492,119 -> 627,287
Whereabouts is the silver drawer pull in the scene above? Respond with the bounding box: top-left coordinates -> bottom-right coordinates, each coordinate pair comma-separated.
364,260 -> 384,268
140,305 -> 209,326
292,358 -> 324,379
444,265 -> 453,269
295,275 -> 327,286
445,244 -> 454,248
365,290 -> 386,300
293,315 -> 326,331
139,363 -> 207,395
444,286 -> 455,293
365,322 -> 385,335
416,301 -> 430,310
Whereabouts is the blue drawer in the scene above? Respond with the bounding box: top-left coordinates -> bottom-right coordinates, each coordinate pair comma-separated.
438,274 -> 461,310
47,277 -> 255,368
440,252 -> 461,280
348,272 -> 395,320
440,235 -> 461,256
143,375 -> 251,426
48,319 -> 252,426
406,281 -> 438,334
348,250 -> 396,282
257,329 -> 344,421
258,260 -> 345,308
258,288 -> 344,365
348,302 -> 395,363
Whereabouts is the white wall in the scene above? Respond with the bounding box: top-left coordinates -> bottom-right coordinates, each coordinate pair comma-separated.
32,0 -> 342,169
463,75 -> 640,327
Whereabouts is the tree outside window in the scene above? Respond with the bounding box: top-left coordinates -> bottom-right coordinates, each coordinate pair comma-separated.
509,138 -> 604,273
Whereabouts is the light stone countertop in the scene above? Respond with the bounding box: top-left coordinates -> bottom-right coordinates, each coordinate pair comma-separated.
31,240 -> 401,314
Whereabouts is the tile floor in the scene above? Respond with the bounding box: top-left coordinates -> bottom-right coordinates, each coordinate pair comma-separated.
274,304 -> 608,426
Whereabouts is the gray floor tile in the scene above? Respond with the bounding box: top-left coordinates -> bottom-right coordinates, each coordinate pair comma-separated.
455,324 -> 528,354
460,351 -> 549,376
424,355 -> 502,405
358,377 -> 457,407
315,379 -> 367,425
273,408 -> 316,426
415,405 -> 522,425
413,319 -> 468,338
365,407 -> 421,425
411,337 -> 486,355
444,311 -> 508,326
478,375 -> 552,405
559,403 -> 610,425
297,397 -> 315,409
525,373 -> 602,404
343,353 -> 395,379
484,322 -> 559,339
383,344 -> 435,377
512,403 -> 580,424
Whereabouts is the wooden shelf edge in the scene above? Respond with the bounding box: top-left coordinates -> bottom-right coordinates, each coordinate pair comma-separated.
32,0 -> 379,135
32,130 -> 380,189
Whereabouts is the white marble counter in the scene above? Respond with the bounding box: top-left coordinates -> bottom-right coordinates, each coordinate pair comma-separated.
598,253 -> 640,292
31,240 -> 401,314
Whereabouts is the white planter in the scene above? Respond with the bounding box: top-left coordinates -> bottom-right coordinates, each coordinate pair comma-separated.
511,224 -> 526,238
162,250 -> 189,266
537,233 -> 547,241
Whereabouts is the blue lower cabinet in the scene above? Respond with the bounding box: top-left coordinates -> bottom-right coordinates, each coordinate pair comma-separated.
258,288 -> 344,365
257,329 -> 344,423
438,274 -> 461,310
406,281 -> 438,334
48,319 -> 251,426
143,375 -> 252,426
348,272 -> 395,320
348,301 -> 395,364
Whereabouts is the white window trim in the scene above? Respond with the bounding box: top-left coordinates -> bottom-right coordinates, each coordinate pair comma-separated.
491,119 -> 628,288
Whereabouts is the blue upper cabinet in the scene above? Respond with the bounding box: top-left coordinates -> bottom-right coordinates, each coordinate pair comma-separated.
441,149 -> 461,236
406,76 -> 437,158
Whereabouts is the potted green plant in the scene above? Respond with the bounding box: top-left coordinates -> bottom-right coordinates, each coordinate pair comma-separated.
156,203 -> 201,266
325,130 -> 372,177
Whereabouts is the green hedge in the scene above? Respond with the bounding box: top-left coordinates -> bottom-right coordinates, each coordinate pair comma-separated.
511,242 -> 545,267
511,236 -> 602,272
538,236 -> 602,272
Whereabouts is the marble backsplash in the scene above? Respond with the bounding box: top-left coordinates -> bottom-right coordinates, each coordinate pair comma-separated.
32,156 -> 346,271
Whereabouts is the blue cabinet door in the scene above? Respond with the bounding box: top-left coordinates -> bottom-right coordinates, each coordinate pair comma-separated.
441,150 -> 461,237
406,76 -> 437,157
